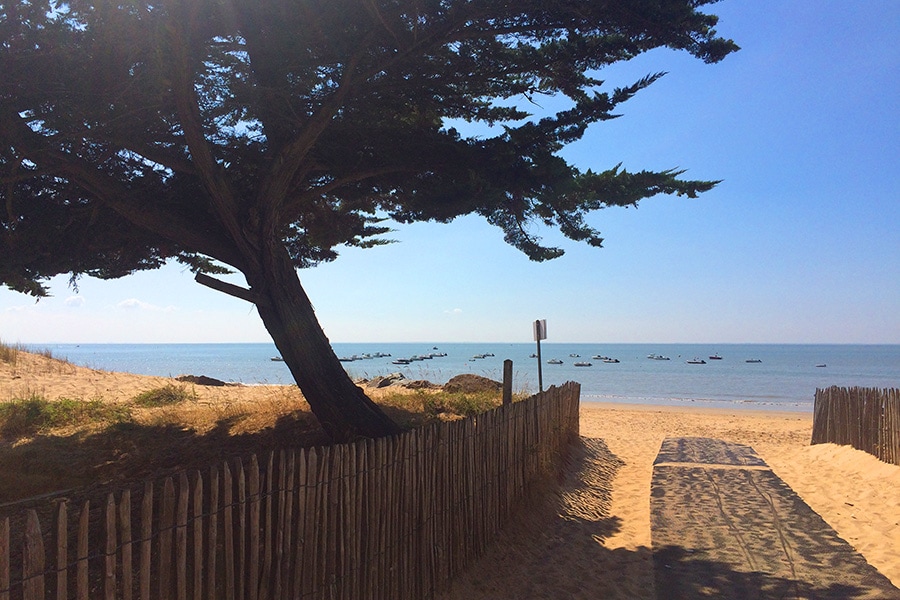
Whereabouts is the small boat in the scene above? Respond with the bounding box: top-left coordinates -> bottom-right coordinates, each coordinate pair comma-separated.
648,354 -> 670,361
569,353 -> 581,358
529,353 -> 538,358
602,358 -> 620,364
547,358 -> 563,365
270,356 -> 284,362
392,358 -> 411,365
746,359 -> 762,363
686,358 -> 706,365
573,361 -> 592,367
709,354 -> 723,360
816,364 -> 827,368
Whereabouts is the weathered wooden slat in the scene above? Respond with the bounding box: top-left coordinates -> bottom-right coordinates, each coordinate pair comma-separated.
191,472 -> 203,600
119,490 -> 133,600
105,493 -> 117,600
273,450 -> 293,599
0,517 -> 9,600
222,462 -> 235,600
176,472 -> 189,600
247,455 -> 260,600
159,477 -> 175,600
257,452 -> 274,600
140,482 -> 153,600
23,510 -> 44,600
235,459 -> 246,600
350,442 -> 363,600
77,501 -> 89,600
54,501 -> 67,600
324,445 -> 337,596
299,447 -> 318,600
292,448 -> 311,600
206,466 -> 219,600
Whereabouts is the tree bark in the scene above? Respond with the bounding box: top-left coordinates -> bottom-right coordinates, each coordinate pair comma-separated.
244,246 -> 402,443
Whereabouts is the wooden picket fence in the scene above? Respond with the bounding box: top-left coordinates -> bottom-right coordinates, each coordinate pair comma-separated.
0,382 -> 580,600
811,386 -> 900,466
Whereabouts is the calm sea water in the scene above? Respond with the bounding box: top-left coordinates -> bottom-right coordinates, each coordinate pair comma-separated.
34,343 -> 900,412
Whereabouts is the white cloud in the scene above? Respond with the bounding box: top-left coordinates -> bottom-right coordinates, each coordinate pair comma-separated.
64,296 -> 85,308
116,298 -> 176,312
3,305 -> 31,313
444,308 -> 463,315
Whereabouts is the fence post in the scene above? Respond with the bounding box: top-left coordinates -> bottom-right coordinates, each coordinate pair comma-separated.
23,510 -> 44,600
1,517 -> 8,600
502,360 -> 513,405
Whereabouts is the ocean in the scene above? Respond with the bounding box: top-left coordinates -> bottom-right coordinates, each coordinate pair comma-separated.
33,343 -> 900,413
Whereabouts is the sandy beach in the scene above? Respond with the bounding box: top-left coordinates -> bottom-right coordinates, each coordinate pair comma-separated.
441,403 -> 900,598
2,350 -> 898,595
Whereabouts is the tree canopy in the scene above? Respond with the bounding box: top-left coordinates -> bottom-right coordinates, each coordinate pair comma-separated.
0,0 -> 738,440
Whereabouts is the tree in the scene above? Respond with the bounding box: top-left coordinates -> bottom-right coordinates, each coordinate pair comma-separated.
0,0 -> 737,442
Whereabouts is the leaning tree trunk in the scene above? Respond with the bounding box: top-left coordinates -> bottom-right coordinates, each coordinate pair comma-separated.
245,247 -> 402,442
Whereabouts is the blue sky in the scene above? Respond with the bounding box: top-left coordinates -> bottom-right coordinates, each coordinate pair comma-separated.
1,0 -> 898,345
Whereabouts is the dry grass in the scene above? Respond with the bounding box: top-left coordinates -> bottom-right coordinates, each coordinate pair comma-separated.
0,348 -> 508,505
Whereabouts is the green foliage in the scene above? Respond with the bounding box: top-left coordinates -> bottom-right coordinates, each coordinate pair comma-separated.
0,396 -> 132,437
422,391 -> 502,417
132,385 -> 196,408
0,0 -> 738,295
0,0 -> 738,438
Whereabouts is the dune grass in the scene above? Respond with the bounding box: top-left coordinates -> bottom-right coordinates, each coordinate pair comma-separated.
0,339 -> 22,365
132,384 -> 197,407
0,350 -> 514,502
0,395 -> 133,437
376,388 -> 523,420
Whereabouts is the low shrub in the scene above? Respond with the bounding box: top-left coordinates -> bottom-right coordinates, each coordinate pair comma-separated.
422,391 -> 502,417
0,395 -> 132,437
132,384 -> 196,407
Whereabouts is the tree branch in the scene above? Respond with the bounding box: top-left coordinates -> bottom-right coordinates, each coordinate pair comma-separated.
0,106 -> 242,269
165,8 -> 254,261
195,272 -> 260,305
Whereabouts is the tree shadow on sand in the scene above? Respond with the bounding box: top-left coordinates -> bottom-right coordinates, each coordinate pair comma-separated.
438,437 -> 900,600
437,436 -> 655,600
654,545 -> 900,600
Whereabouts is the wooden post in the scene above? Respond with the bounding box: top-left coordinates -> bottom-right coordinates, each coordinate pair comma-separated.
105,494 -> 117,600
77,502 -> 89,600
502,360 -> 513,405
1,517 -> 9,600
23,510 -> 44,600
55,502 -> 68,600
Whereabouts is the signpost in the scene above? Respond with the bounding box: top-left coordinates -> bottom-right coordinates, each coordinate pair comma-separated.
533,319 -> 547,392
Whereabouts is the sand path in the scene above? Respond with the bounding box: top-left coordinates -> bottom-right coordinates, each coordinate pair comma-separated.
440,404 -> 900,599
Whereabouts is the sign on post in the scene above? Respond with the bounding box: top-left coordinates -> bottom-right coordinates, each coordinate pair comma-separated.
533,319 -> 546,392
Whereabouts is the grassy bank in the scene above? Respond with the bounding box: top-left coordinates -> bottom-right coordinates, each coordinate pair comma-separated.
0,346 -> 512,504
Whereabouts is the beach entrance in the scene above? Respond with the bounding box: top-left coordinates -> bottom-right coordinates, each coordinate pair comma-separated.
650,437 -> 900,599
